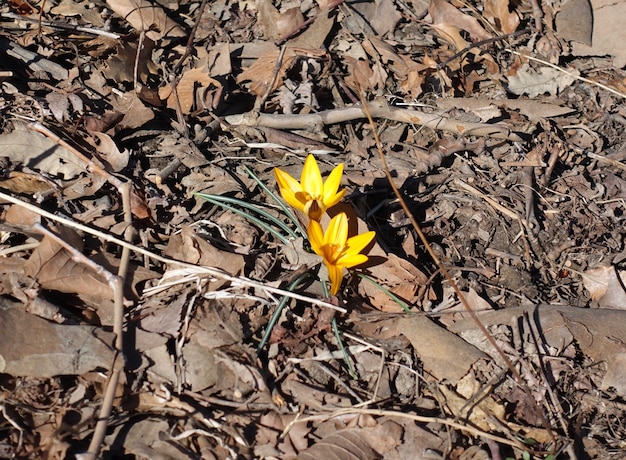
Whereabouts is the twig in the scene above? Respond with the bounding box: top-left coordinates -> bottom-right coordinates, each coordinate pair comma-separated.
436,28 -> 532,71
224,100 -> 528,141
0,12 -> 120,39
282,407 -> 527,451
358,91 -> 559,451
257,44 -> 287,110
173,0 -> 209,73
33,224 -> 125,460
0,191 -> 346,313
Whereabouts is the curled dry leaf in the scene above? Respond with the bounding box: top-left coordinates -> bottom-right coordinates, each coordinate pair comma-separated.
158,67 -> 222,114
582,265 -> 626,309
105,0 -> 185,40
483,0 -> 520,34
430,0 -> 492,48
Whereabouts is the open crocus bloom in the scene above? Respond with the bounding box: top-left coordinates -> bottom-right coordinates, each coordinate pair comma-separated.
274,154 -> 345,221
308,213 -> 375,295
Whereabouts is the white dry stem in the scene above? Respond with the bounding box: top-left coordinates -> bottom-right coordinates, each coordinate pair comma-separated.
0,191 -> 346,313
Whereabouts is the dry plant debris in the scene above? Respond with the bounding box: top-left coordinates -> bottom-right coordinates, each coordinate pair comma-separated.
0,0 -> 625,458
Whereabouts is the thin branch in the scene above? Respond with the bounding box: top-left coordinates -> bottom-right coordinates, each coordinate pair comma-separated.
0,191 -> 346,313
224,100 -> 528,141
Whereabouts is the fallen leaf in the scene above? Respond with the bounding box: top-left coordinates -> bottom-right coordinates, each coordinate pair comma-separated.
158,66 -> 221,114
299,429 -> 381,460
0,122 -> 84,179
555,0 -> 593,46
105,0 -> 185,40
483,0 -> 520,34
507,63 -> 579,97
0,298 -> 115,377
582,265 -> 626,309
430,0 -> 492,44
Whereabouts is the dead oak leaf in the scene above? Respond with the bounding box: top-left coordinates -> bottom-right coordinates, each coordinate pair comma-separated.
158,67 -> 221,114
483,0 -> 520,34
430,0 -> 492,49
105,0 -> 184,40
23,229 -> 113,298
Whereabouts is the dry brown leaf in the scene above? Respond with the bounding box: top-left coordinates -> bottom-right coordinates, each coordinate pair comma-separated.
430,0 -> 492,44
397,315 -> 489,381
0,122 -> 84,179
299,429 -> 381,460
0,171 -> 58,196
570,0 -> 626,67
87,132 -> 130,172
237,49 -> 295,97
483,0 -> 520,34
256,0 -> 305,41
582,265 -> 626,309
0,297 -> 115,377
104,38 -> 157,84
359,253 -> 428,312
350,0 -> 402,36
435,97 -> 576,121
22,227 -> 115,299
555,0 -> 593,46
507,63 -> 579,97
105,0 -> 184,40
158,67 -> 221,114
344,56 -> 388,93
109,91 -> 154,130
164,225 -> 245,280
438,384 -> 506,432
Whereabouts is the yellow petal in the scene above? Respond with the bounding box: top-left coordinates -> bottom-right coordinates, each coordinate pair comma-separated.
337,253 -> 369,269
345,231 -> 375,255
274,167 -> 301,194
325,213 -> 348,247
326,262 -> 344,295
280,188 -> 307,211
301,154 -> 323,198
307,219 -> 325,257
323,163 -> 344,204
324,188 -> 346,210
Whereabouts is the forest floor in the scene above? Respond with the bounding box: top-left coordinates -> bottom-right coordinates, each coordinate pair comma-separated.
1,0 -> 626,458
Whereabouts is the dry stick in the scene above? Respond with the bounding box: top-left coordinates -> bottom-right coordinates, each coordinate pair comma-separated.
282,407 -> 526,450
523,312 -> 578,460
436,28 -> 532,71
0,191 -> 345,313
173,0 -> 209,73
33,224 -> 125,460
257,44 -> 288,111
0,12 -> 120,39
28,123 -> 126,189
358,93 -> 559,451
224,100 -> 527,141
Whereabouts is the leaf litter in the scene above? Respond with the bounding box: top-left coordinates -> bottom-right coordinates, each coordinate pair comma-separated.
0,0 -> 625,458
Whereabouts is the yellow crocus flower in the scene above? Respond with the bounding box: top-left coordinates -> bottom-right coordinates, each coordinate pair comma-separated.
308,213 -> 375,295
274,154 -> 345,221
